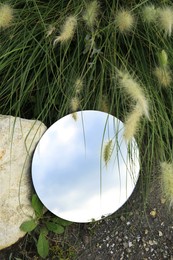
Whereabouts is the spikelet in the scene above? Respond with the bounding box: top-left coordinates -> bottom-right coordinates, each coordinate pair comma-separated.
158,50 -> 168,68
157,7 -> 173,37
123,104 -> 143,142
115,9 -> 135,33
160,162 -> 173,208
74,78 -> 83,94
118,71 -> 149,119
142,5 -> 157,23
103,139 -> 113,167
53,15 -> 77,45
154,67 -> 171,87
71,112 -> 78,121
0,4 -> 14,29
100,95 -> 109,113
46,25 -> 56,38
70,96 -> 80,112
83,0 -> 99,29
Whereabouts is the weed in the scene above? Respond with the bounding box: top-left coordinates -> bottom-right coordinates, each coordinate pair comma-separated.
20,194 -> 72,259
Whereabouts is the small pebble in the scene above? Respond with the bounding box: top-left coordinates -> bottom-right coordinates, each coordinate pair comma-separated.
145,229 -> 148,235
136,235 -> 141,242
123,242 -> 128,249
148,240 -> 154,245
128,241 -> 133,247
120,216 -> 126,222
159,231 -> 163,237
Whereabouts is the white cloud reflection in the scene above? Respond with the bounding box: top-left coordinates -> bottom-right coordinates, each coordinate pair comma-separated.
32,111 -> 140,223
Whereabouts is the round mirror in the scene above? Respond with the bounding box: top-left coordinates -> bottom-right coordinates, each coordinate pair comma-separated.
31,110 -> 140,223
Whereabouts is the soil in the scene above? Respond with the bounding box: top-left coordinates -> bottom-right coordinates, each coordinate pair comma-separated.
1,170 -> 173,260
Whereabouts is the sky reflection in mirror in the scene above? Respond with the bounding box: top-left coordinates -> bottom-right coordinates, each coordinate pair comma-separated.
32,110 -> 140,223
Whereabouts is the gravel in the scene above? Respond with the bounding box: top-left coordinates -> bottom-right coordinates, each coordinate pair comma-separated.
75,174 -> 173,259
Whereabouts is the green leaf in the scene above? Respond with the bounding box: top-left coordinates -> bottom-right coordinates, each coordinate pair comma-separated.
37,232 -> 49,259
46,222 -> 64,234
51,217 -> 72,227
20,219 -> 37,232
40,226 -> 49,236
31,194 -> 44,218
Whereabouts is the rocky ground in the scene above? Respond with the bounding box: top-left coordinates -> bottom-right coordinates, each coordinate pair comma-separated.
1,171 -> 173,260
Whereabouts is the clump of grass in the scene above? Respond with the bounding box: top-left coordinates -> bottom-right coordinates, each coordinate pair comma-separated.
161,162 -> 173,208
0,3 -> 14,29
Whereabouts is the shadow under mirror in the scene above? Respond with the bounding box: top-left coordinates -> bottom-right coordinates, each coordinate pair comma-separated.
31,110 -> 140,223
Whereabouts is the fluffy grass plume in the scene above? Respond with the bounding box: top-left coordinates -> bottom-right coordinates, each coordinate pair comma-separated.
74,78 -> 83,94
118,70 -> 149,119
142,5 -> 157,23
83,0 -> 99,29
161,162 -> 173,208
103,139 -> 113,167
46,25 -> 56,38
53,15 -> 77,45
99,95 -> 109,113
71,112 -> 78,121
157,7 -> 173,37
123,104 -> 143,142
154,67 -> 171,87
0,4 -> 14,28
70,96 -> 80,112
115,9 -> 135,33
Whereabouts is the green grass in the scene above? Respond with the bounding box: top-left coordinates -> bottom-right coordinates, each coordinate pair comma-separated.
1,0 -> 173,258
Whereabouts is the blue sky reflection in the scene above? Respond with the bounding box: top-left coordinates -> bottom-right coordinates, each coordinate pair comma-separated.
32,111 -> 140,222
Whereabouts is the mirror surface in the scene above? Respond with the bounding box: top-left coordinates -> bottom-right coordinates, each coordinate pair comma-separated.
32,110 -> 140,223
